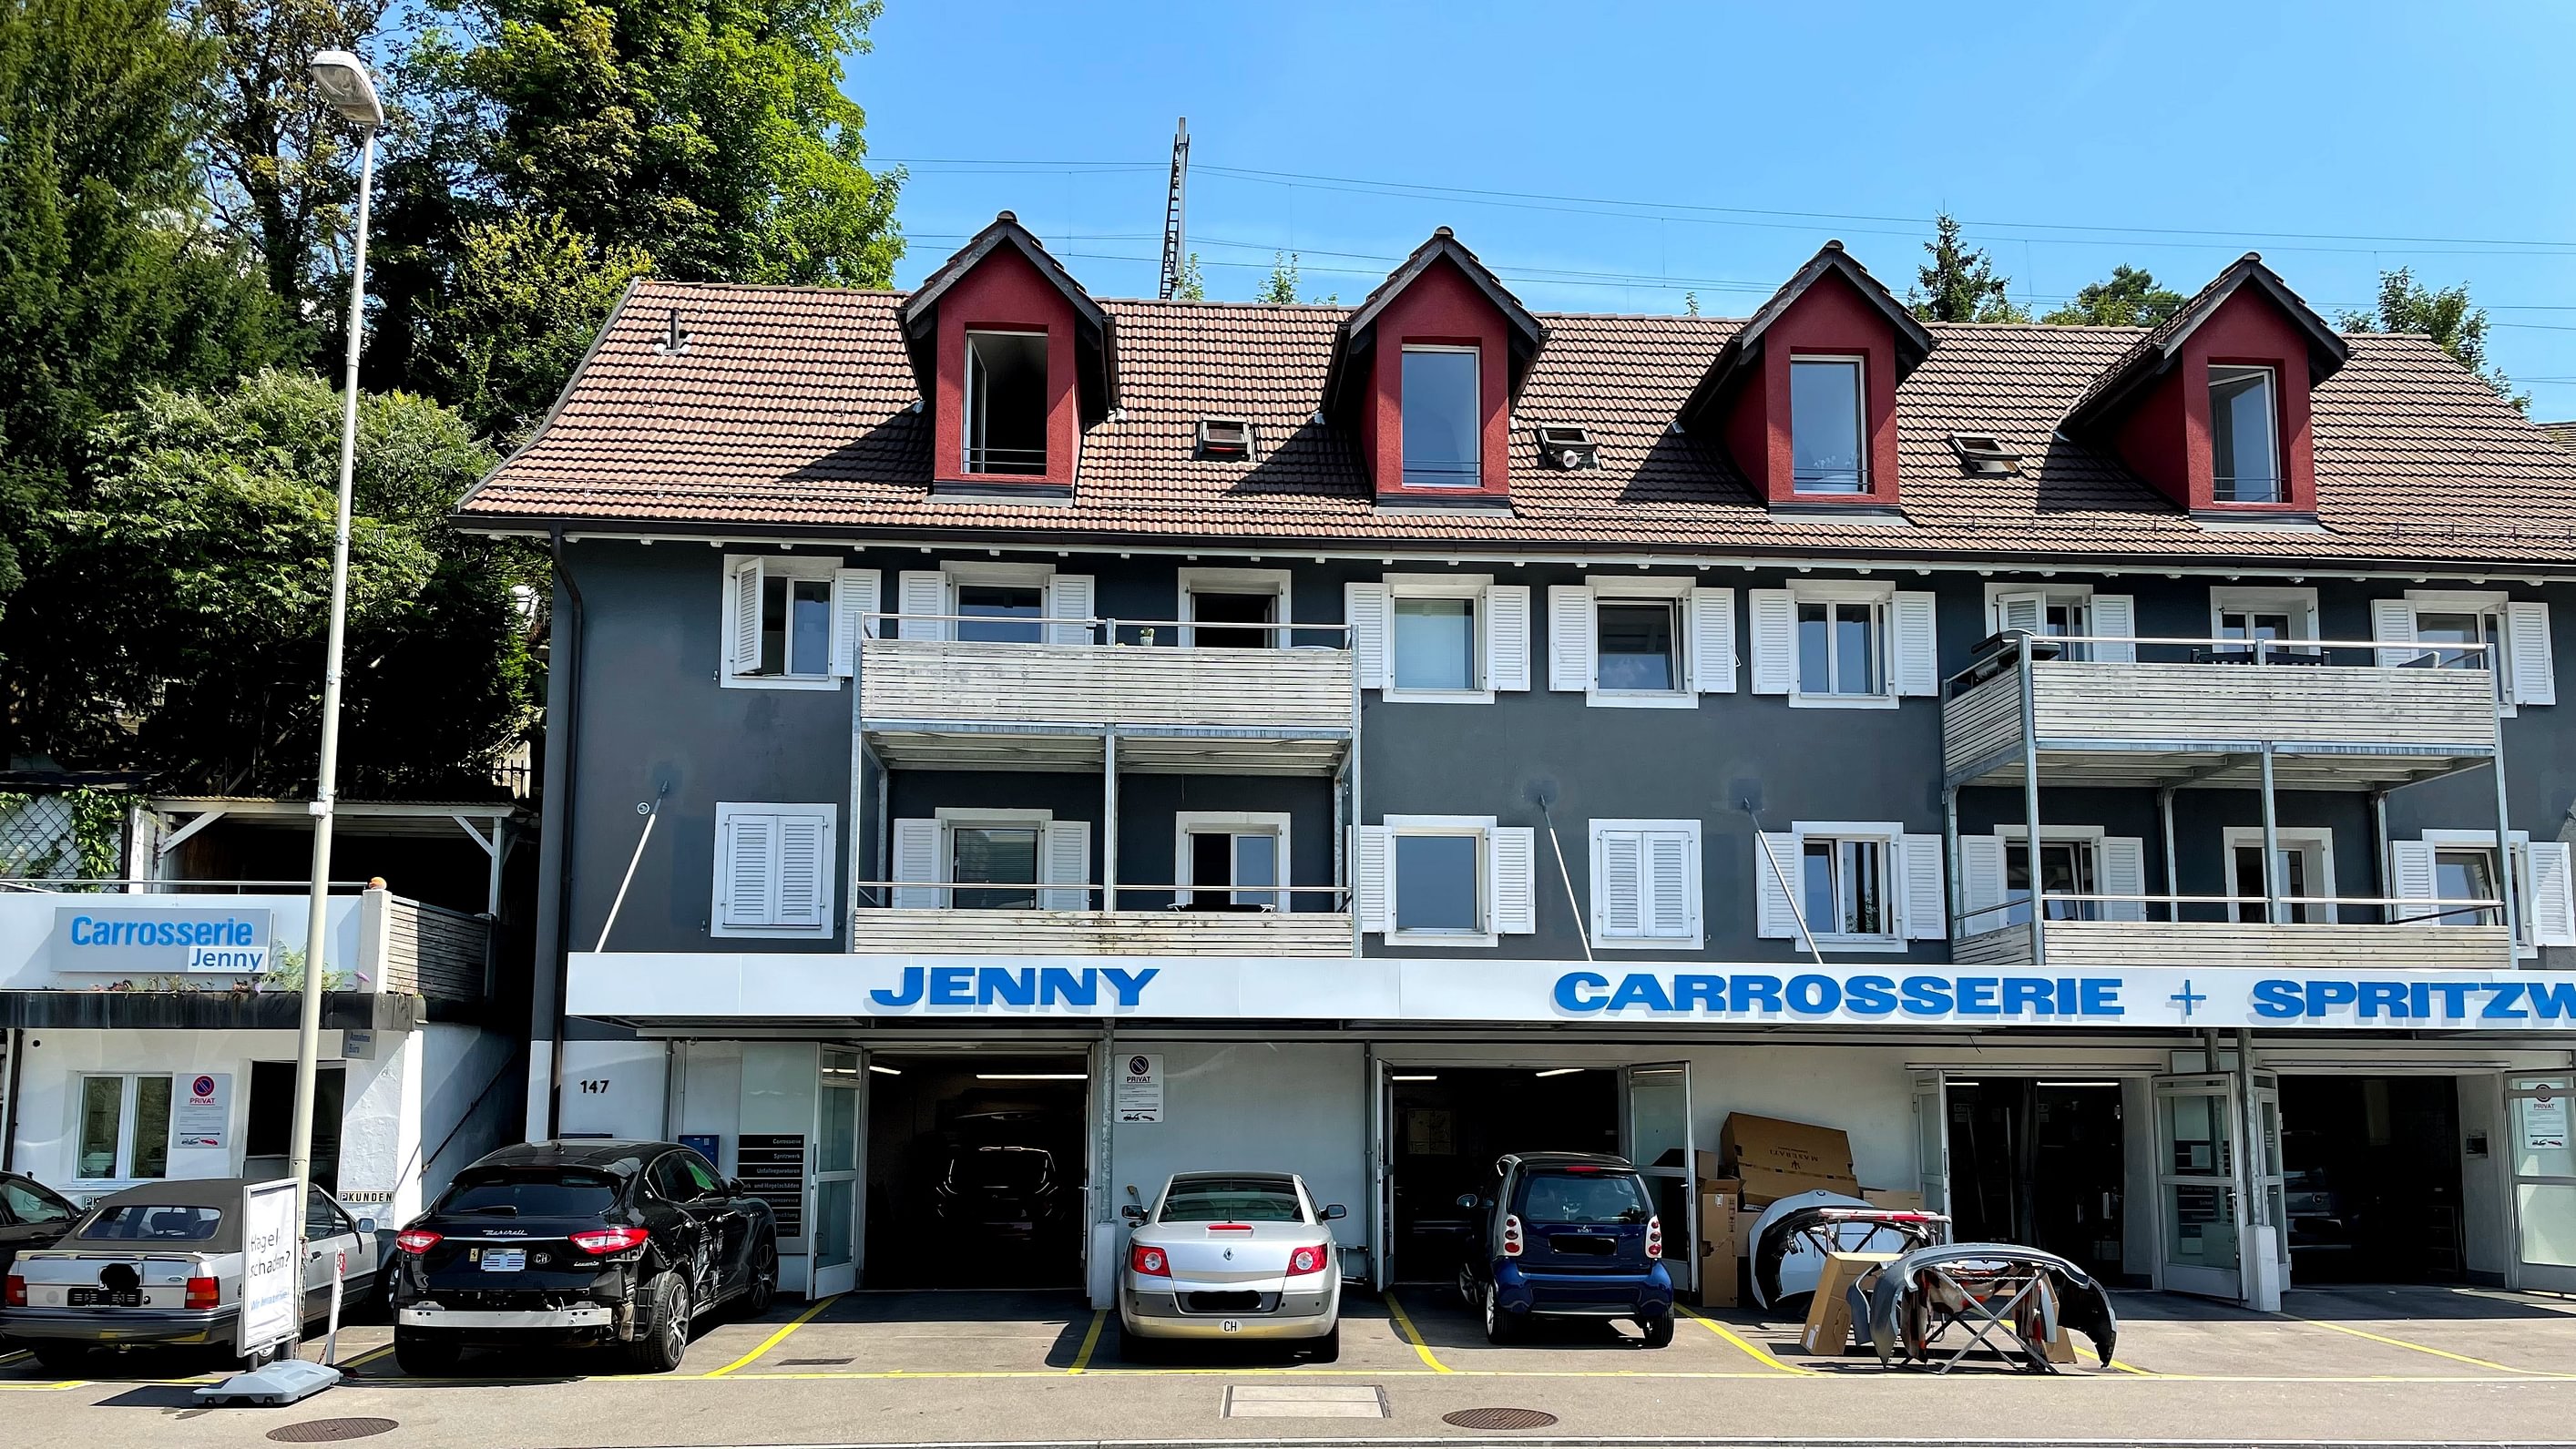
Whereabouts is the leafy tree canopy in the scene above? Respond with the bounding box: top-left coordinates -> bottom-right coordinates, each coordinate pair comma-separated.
2339,266 -> 2527,413
419,210 -> 651,442
2041,265 -> 2185,328
1907,212 -> 2029,323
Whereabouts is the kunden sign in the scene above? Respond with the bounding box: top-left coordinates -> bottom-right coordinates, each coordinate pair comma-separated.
50,905 -> 272,975
573,953 -> 2576,1032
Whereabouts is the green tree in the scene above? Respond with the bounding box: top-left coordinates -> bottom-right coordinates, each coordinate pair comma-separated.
2041,264 -> 2185,328
419,211 -> 652,442
1682,291 -> 1700,317
1908,212 -> 2029,323
1258,250 -> 1301,304
20,370 -> 537,794
1170,250 -> 1205,301
2339,267 -> 2527,412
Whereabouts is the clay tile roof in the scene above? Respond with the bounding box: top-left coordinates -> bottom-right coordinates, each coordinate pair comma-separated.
457,279 -> 2576,567
2540,420 -> 2576,453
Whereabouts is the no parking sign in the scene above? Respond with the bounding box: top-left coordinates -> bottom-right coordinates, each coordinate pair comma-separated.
175,1073 -> 230,1148
1115,1055 -> 1163,1123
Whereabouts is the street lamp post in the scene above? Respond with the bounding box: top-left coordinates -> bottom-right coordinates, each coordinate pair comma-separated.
290,48 -> 384,1239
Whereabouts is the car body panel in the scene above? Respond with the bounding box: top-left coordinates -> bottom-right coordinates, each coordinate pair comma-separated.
0,1172 -> 80,1284
1119,1171 -> 1342,1342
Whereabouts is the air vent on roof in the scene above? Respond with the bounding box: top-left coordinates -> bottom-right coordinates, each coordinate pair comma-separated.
1533,424 -> 1599,471
1947,433 -> 2021,475
1196,418 -> 1254,461
654,308 -> 690,355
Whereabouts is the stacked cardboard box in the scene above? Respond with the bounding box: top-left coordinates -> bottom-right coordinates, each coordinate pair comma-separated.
1718,1113 -> 1860,1207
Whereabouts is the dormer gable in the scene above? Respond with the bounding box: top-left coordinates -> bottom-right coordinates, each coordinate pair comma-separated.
1325,228 -> 1546,506
2062,252 -> 2348,518
900,211 -> 1118,496
1680,241 -> 1933,514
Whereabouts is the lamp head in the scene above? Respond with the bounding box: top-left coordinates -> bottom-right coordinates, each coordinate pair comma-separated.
308,49 -> 383,128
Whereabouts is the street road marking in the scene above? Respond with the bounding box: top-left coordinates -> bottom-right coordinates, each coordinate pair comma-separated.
1676,1305 -> 1812,1375
2110,1358 -> 2158,1376
700,1293 -> 840,1379
335,1343 -> 395,1373
1067,1310 -> 1106,1373
1380,1291 -> 1453,1373
2285,1315 -> 2575,1377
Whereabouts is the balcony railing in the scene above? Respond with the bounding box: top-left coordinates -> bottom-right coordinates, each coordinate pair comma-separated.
849,893 -> 1353,957
1944,633 -> 2501,789
1953,891 -> 2516,972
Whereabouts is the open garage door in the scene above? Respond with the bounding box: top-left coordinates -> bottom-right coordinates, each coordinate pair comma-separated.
812,1049 -> 863,1297
2154,1072 -> 2247,1301
1623,1062 -> 1696,1295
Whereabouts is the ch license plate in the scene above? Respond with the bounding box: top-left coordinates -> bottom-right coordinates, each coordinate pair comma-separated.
478,1249 -> 526,1272
67,1289 -> 144,1307
1220,1319 -> 1241,1333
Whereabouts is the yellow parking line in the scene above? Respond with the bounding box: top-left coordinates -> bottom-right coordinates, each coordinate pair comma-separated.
2288,1315 -> 2574,1378
335,1342 -> 395,1373
700,1293 -> 838,1379
1380,1290 -> 1454,1373
2110,1358 -> 2158,1376
1067,1309 -> 1106,1373
1676,1305 -> 1812,1375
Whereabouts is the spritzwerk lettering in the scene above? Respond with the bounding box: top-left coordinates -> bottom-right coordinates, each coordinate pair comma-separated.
2251,977 -> 2576,1022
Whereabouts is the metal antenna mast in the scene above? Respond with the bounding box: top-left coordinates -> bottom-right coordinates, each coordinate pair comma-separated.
1157,117 -> 1191,299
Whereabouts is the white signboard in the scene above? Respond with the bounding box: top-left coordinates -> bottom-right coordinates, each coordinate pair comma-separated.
174,1073 -> 230,1148
238,1179 -> 302,1355
1114,1054 -> 1163,1123
51,905 -> 271,975
2524,1088 -> 2570,1151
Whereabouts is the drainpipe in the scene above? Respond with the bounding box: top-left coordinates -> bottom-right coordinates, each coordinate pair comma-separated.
2157,786 -> 2180,923
527,526 -> 586,1141
1940,786 -> 1962,941
2017,632 -> 2046,964
2259,745 -> 2285,925
1102,732 -> 1118,911
2491,730 -> 2522,964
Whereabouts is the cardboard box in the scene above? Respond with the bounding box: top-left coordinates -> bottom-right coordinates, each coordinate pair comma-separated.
1720,1113 -> 1856,1180
1693,1151 -> 1731,1189
1862,1188 -> 1926,1212
1736,1165 -> 1862,1208
1696,1189 -> 1741,1306
1797,1251 -> 1899,1355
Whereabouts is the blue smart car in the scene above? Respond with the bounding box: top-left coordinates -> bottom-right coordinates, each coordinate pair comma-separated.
1454,1151 -> 1674,1346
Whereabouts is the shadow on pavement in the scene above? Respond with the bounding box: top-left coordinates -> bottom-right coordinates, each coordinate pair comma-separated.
1393,1286 -> 1663,1352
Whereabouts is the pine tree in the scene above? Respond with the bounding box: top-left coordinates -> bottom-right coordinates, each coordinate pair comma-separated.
1907,213 -> 2029,323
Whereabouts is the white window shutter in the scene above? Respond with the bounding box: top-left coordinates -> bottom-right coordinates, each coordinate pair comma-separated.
1753,832 -> 1803,943
1595,829 -> 1643,938
1992,591 -> 2046,638
1687,587 -> 1736,693
1041,820 -> 1092,911
2090,594 -> 2137,665
1354,825 -> 1391,932
830,567 -> 880,676
727,558 -> 763,675
2529,841 -> 2576,946
1489,826 -> 1537,934
899,571 -> 949,641
1487,585 -> 1531,691
1647,830 -> 1696,940
1748,590 -> 1797,695
890,819 -> 942,909
1549,585 -> 1595,691
1891,591 -> 1940,697
721,813 -> 778,928
1346,583 -> 1389,690
2101,836 -> 2148,923
2372,598 -> 2418,667
775,811 -> 832,927
2508,601 -> 2555,706
2387,838 -> 2438,921
1959,835 -> 2008,935
1048,574 -> 1095,646
1899,833 -> 1947,939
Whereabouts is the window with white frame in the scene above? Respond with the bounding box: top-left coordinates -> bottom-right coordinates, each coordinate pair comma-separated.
1548,582 -> 1734,704
2392,830 -> 2576,954
1180,567 -> 1291,649
2222,827 -> 2336,923
1756,822 -> 1943,951
2375,591 -> 2554,709
1590,820 -> 1701,948
2009,836 -> 2101,923
1961,828 -> 2145,932
964,329 -> 1049,475
893,564 -> 1093,646
1790,355 -> 1867,493
1358,816 -> 1536,944
2208,364 -> 2281,504
1347,575 -> 1530,703
713,802 -> 836,938
2210,586 -> 2319,658
888,811 -> 1090,911
1400,345 -> 1482,487
1749,584 -> 1936,706
1176,811 -> 1289,910
721,557 -> 878,689
76,1074 -> 173,1180
1985,583 -> 2135,665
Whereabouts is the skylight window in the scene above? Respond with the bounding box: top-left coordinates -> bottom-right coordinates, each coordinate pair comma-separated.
1196,418 -> 1253,461
1533,424 -> 1599,471
1947,433 -> 2022,475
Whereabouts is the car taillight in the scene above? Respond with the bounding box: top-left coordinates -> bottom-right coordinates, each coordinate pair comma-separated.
186,1277 -> 220,1310
1287,1244 -> 1328,1276
1501,1213 -> 1523,1259
4,1275 -> 23,1307
394,1230 -> 443,1255
569,1225 -> 650,1255
1130,1244 -> 1169,1278
1645,1215 -> 1663,1260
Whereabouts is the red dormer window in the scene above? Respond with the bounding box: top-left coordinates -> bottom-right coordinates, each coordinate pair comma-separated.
1400,344 -> 1484,487
963,329 -> 1049,475
1328,229 -> 1545,507
1789,355 -> 1869,494
2208,363 -> 2281,504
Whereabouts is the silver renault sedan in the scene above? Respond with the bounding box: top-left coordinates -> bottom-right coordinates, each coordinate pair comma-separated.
1119,1171 -> 1344,1360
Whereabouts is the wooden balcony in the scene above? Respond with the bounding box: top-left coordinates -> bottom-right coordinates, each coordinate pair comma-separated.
848,908 -> 1354,957
859,638 -> 1352,773
1954,918 -> 2513,971
1945,645 -> 2499,790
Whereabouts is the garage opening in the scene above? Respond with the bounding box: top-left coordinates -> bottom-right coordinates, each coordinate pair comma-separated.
1386,1067 -> 1620,1285
863,1052 -> 1089,1289
2280,1075 -> 2465,1284
1944,1078 -> 2128,1281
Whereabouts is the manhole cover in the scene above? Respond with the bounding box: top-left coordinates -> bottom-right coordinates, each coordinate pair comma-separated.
1442,1408 -> 1559,1431
265,1420 -> 399,1444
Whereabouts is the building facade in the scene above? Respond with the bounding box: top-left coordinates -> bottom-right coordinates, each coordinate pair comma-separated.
459,216 -> 2576,1309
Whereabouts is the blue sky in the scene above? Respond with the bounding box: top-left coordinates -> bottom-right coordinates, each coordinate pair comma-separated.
856,1 -> 2576,413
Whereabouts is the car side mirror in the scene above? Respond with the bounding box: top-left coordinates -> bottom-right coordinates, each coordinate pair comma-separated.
1120,1204 -> 1147,1224
727,1178 -> 747,1196
1456,1194 -> 1481,1210
357,1218 -> 377,1235
1321,1204 -> 1347,1221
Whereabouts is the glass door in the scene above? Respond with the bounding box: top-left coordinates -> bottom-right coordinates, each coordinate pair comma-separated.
2253,1073 -> 2287,1291
1910,1070 -> 1950,1215
810,1049 -> 863,1298
2506,1075 -> 2576,1292
1622,1062 -> 1696,1294
2154,1073 -> 2246,1300
1367,1049 -> 1394,1291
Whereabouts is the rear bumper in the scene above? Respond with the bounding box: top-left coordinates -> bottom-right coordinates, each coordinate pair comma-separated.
0,1305 -> 233,1347
398,1303 -> 615,1332
1120,1284 -> 1336,1341
1495,1262 -> 1672,1319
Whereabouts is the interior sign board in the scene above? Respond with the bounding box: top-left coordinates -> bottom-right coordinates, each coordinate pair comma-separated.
238,1179 -> 301,1354
737,1134 -> 806,1238
174,1073 -> 230,1148
52,905 -> 272,975
1115,1054 -> 1162,1123
2524,1088 -> 2570,1151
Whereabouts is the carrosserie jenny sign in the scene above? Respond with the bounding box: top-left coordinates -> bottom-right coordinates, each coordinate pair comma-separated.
51,905 -> 273,975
